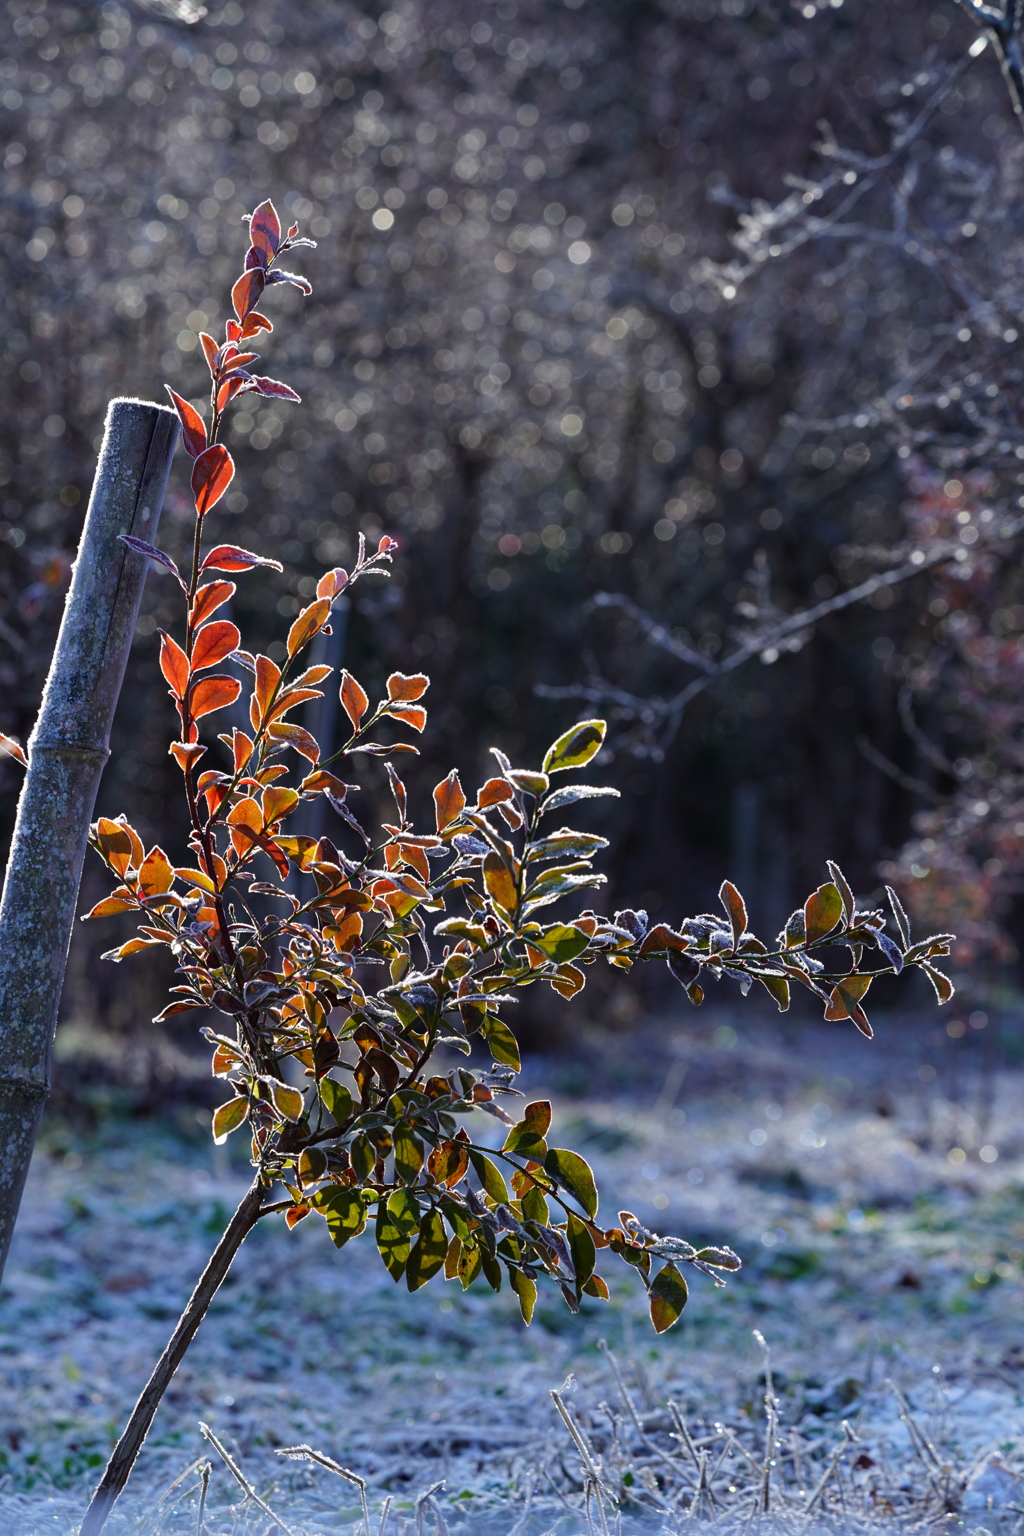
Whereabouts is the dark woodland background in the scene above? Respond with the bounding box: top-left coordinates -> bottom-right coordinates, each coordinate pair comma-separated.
4,0 -> 1024,1104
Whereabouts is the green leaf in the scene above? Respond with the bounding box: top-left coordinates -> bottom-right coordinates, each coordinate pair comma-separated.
212,1096 -> 248,1145
376,1200 -> 412,1282
468,1149 -> 509,1204
479,1013 -> 521,1070
394,1124 -> 425,1184
540,784 -> 621,815
387,1187 -> 421,1232
543,719 -> 607,773
406,1209 -> 448,1290
827,861 -> 855,923
886,884 -> 911,947
503,1100 -> 552,1158
321,1189 -> 367,1249
649,1262 -> 688,1333
544,1147 -> 598,1218
319,1077 -> 353,1124
567,1211 -> 596,1289
530,924 -> 591,964
458,1240 -> 482,1289
758,973 -> 790,1012
523,869 -> 605,914
268,1079 -> 304,1123
527,830 -> 609,863
522,1182 -> 549,1224
804,883 -> 844,944
509,1267 -> 537,1324
480,1252 -> 503,1291
350,1134 -> 375,1180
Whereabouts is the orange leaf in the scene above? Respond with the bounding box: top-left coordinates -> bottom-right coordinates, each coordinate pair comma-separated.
190,674 -> 242,720
95,817 -> 135,877
231,729 -> 254,771
191,445 -> 235,517
266,688 -> 322,725
138,846 -> 175,897
267,722 -> 320,763
165,387 -> 207,458
483,851 -> 518,914
317,567 -> 349,600
434,770 -> 466,831
231,267 -> 265,321
340,670 -> 369,730
389,704 -> 426,732
0,732 -> 27,766
190,581 -> 236,626
478,777 -> 513,808
190,619 -> 240,672
262,785 -> 298,824
212,1042 -> 238,1074
285,1204 -> 311,1229
83,893 -> 136,919
169,741 -> 207,774
227,796 -> 263,856
252,654 -> 281,728
159,631 -> 190,699
387,671 -> 430,703
216,375 -> 248,414
287,599 -> 331,659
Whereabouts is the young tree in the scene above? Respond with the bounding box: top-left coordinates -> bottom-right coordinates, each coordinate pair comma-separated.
0,199 -> 953,1534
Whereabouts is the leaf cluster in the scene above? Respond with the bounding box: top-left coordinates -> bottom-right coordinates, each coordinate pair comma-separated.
76,203 -> 956,1335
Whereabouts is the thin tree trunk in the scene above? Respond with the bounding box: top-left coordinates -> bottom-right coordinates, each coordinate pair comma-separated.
80,1177 -> 266,1536
0,399 -> 179,1280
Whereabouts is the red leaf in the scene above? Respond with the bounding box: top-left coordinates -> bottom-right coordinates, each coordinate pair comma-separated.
216,375 -> 249,414
0,732 -> 27,766
201,545 -> 284,574
240,312 -> 273,338
190,581 -> 236,625
159,631 -> 190,698
165,387 -> 208,459
191,620 -> 240,672
199,332 -> 219,373
248,198 -> 282,264
119,535 -> 183,586
190,674 -> 242,720
248,376 -> 301,402
231,268 -> 265,322
191,445 -> 235,517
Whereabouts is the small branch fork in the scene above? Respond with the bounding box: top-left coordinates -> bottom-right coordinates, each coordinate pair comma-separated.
536,539 -> 963,753
956,0 -> 1024,120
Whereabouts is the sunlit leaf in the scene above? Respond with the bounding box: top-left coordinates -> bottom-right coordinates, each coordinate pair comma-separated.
339,670 -> 369,730
268,1079 -> 304,1122
804,882 -> 844,944
718,880 -> 747,945
320,1188 -> 367,1248
248,198 -> 281,263
542,718 -> 606,773
190,674 -> 242,721
387,671 -> 429,702
434,769 -> 467,831
191,444 -> 235,517
503,1100 -> 551,1158
406,1209 -> 448,1291
159,631 -> 190,699
287,599 -> 330,659
479,1012 -> 521,1070
530,924 -> 590,963
483,851 -> 518,915
165,386 -> 207,458
649,1262 -> 688,1333
468,1150 -> 509,1204
138,846 -> 175,896
544,1147 -> 598,1218
201,545 -> 284,574
190,620 -> 240,673
509,1268 -> 537,1324
212,1096 -> 248,1144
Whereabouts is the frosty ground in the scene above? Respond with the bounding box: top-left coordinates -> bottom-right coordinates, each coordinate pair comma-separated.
2,1001 -> 1023,1535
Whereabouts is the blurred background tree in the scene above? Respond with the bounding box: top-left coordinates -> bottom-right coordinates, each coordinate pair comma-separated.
2,0 -> 1023,1099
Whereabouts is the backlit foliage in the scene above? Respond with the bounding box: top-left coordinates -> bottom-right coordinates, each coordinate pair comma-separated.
58,203 -> 956,1332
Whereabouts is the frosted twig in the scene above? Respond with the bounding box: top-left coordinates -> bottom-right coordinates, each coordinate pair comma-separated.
198,1421 -> 295,1536
275,1443 -> 371,1536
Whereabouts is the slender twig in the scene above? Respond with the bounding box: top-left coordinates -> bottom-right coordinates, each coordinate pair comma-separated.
199,1421 -> 295,1535
79,1177 -> 265,1536
275,1444 -> 371,1536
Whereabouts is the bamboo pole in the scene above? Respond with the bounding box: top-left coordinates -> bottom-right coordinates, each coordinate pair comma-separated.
0,397 -> 179,1280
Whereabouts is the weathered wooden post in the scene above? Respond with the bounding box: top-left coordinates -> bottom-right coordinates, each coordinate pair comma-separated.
0,398 -> 179,1280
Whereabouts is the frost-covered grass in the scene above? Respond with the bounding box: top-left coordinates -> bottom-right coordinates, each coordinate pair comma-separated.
3,1006 -> 1024,1534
